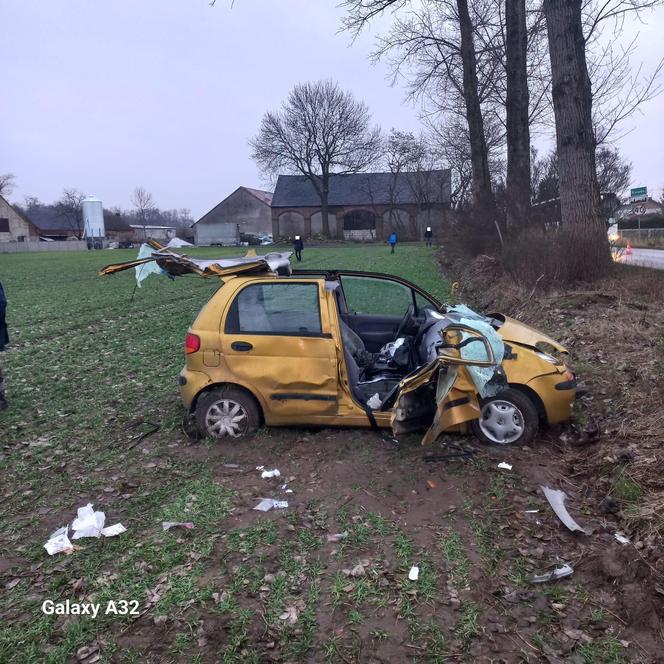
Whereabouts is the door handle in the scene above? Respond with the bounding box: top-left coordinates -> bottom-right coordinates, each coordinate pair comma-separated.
231,341 -> 253,352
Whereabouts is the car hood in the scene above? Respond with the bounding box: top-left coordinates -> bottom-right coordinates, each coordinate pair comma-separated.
492,314 -> 568,354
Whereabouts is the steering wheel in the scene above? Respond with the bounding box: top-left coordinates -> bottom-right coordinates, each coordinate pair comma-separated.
394,304 -> 415,340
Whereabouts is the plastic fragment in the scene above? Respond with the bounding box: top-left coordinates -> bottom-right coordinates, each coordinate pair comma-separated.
524,509 -> 539,514
497,462 -> 512,470
541,486 -> 588,534
162,522 -> 195,531
253,499 -> 288,512
261,469 -> 281,479
44,526 -> 73,556
408,566 -> 420,581
326,532 -> 348,543
531,564 -> 574,583
614,532 -> 630,545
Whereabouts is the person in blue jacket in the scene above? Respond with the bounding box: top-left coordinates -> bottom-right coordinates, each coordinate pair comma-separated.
0,280 -> 8,410
388,231 -> 397,254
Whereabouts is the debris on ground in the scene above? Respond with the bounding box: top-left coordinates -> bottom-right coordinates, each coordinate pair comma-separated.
100,523 -> 127,537
531,563 -> 574,583
162,521 -> 195,531
426,479 -> 437,490
408,565 -> 420,581
497,462 -> 512,470
259,468 -> 281,479
44,526 -> 73,556
71,504 -> 107,539
326,532 -> 348,543
253,498 -> 288,512
541,486 -> 589,534
614,532 -> 631,545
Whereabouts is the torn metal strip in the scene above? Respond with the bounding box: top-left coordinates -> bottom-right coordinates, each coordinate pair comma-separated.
541,485 -> 588,535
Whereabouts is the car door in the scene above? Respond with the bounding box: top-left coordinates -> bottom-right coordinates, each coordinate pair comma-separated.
221,279 -> 339,421
339,275 -> 417,352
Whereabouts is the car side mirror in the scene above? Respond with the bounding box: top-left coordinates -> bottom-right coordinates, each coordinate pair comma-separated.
436,324 -> 496,367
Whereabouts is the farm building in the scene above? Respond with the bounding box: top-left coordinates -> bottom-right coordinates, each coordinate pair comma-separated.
194,187 -> 273,246
0,195 -> 39,242
271,171 -> 452,241
129,225 -> 177,242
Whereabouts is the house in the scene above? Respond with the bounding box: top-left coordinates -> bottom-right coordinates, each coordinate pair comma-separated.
271,171 -> 452,241
193,187 -> 273,246
104,213 -> 135,244
0,195 -> 40,242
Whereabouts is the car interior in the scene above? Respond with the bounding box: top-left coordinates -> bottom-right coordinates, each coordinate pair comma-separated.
327,277 -> 448,411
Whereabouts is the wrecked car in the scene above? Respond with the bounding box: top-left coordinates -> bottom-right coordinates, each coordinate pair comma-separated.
101,244 -> 576,445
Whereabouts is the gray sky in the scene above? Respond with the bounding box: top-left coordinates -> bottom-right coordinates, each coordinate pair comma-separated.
1,1 -> 662,219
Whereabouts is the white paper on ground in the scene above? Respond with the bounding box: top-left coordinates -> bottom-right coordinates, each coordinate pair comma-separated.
71,503 -> 106,539
253,499 -> 288,512
497,462 -> 512,470
162,521 -> 195,531
44,526 -> 73,555
100,523 -> 127,537
261,469 -> 281,479
408,566 -> 420,581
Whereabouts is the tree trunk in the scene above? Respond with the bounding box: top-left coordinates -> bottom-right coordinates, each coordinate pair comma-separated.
320,187 -> 331,238
457,0 -> 495,239
505,0 -> 531,233
544,0 -> 611,281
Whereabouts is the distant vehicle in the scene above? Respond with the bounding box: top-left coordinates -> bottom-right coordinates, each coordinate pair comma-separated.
259,234 -> 273,245
239,232 -> 262,246
101,246 -> 577,446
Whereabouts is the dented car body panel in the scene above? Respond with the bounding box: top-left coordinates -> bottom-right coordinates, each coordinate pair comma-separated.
102,247 -> 576,442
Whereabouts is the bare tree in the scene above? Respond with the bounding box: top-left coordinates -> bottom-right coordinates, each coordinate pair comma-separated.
55,188 -> 86,239
0,173 -> 16,198
131,186 -> 156,241
543,0 -> 611,280
505,0 -> 531,232
250,80 -> 381,238
596,146 -> 632,196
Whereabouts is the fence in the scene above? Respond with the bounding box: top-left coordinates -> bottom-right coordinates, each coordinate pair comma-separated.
0,240 -> 90,254
616,228 -> 664,248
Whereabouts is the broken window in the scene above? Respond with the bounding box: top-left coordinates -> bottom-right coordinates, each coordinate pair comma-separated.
225,283 -> 322,336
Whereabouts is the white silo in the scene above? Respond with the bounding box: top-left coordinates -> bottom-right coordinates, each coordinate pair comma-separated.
82,196 -> 105,239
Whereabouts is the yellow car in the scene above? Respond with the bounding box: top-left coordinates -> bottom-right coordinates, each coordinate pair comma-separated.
102,248 -> 576,445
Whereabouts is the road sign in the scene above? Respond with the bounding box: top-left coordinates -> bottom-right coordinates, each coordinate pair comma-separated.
630,186 -> 647,202
631,205 -> 646,216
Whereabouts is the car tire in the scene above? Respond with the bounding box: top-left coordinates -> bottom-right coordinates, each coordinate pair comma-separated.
470,388 -> 538,446
195,386 -> 260,439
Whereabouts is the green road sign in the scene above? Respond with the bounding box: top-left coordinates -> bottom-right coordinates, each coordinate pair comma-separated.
630,186 -> 647,199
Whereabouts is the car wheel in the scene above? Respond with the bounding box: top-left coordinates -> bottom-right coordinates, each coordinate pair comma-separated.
195,387 -> 260,439
470,388 -> 538,446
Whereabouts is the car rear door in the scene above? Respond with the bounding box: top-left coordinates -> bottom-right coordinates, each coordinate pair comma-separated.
221,279 -> 339,421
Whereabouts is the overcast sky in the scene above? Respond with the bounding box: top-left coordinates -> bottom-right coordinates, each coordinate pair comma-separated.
1,1 -> 662,218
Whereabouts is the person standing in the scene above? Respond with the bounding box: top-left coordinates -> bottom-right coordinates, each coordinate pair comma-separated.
0,279 -> 8,410
424,226 -> 433,247
293,235 -> 304,262
388,231 -> 398,254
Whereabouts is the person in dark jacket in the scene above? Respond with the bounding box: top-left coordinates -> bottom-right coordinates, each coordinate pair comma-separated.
424,226 -> 433,247
293,235 -> 304,262
388,231 -> 398,254
0,280 -> 8,410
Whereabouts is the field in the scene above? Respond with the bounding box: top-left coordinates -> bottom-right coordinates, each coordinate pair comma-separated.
0,245 -> 659,663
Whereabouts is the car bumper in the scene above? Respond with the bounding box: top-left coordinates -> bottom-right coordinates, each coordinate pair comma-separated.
178,367 -> 214,411
527,369 -> 576,425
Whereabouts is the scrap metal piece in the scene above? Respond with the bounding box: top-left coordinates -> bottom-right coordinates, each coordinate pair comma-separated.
531,564 -> 574,584
541,486 -> 588,535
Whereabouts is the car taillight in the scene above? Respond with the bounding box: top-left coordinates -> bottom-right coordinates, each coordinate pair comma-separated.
185,333 -> 200,354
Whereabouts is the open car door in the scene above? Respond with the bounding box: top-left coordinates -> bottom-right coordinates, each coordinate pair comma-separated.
391,323 -> 505,444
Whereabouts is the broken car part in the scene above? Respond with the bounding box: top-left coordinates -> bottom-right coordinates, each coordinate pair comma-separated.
531,563 -> 574,583
541,486 -> 588,535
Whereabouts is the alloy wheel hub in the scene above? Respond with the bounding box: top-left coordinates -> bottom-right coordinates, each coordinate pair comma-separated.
479,400 -> 524,445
